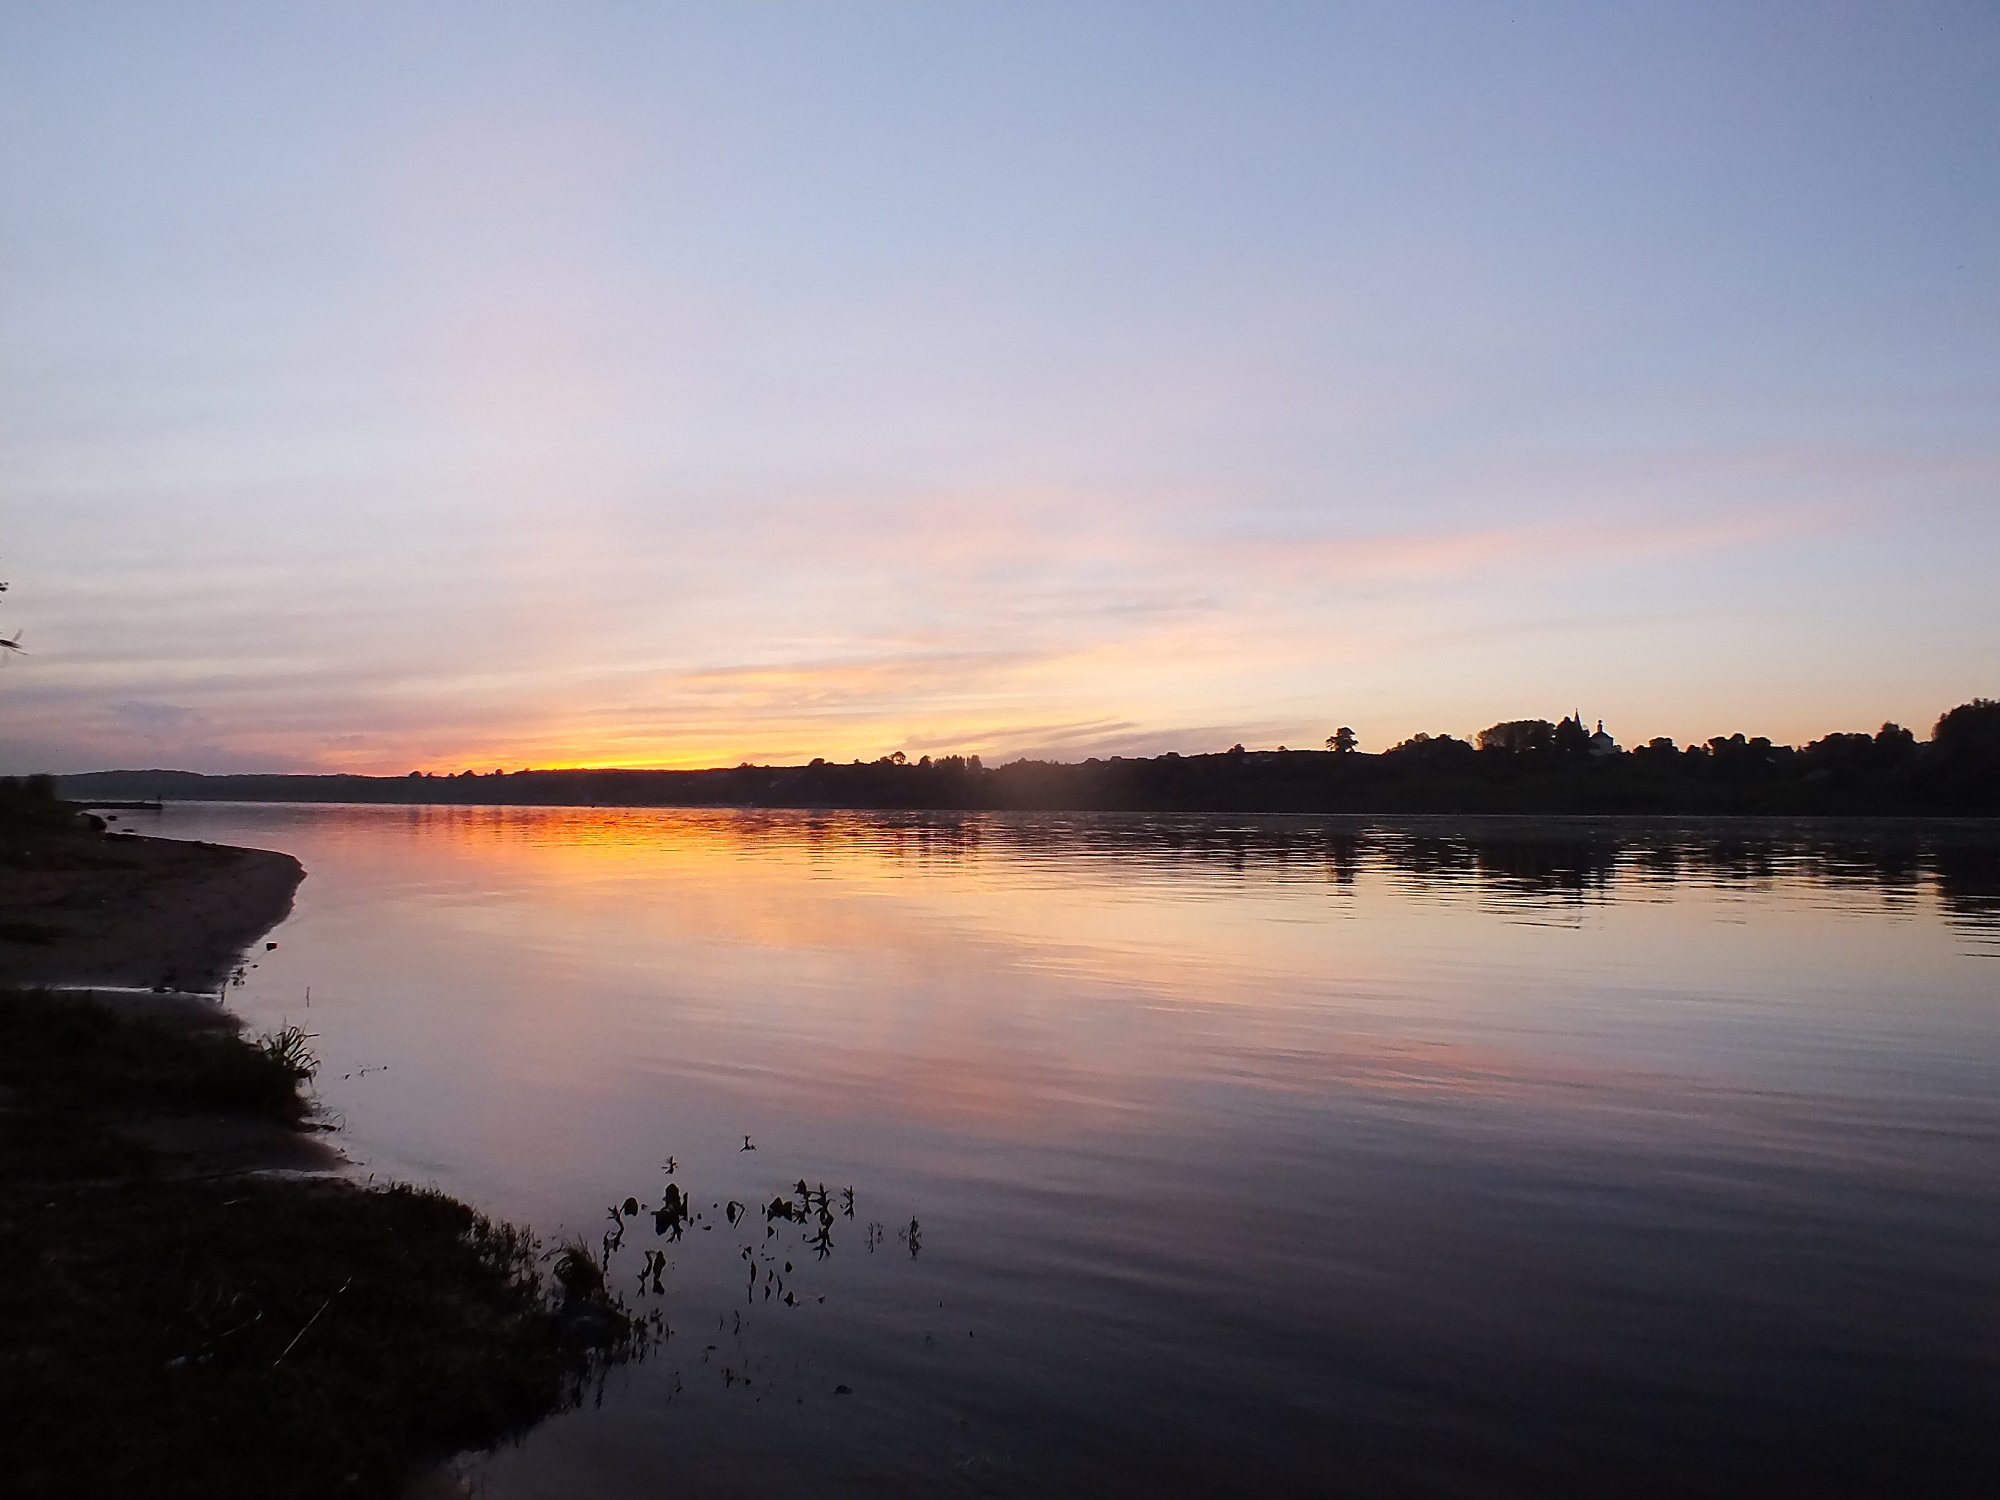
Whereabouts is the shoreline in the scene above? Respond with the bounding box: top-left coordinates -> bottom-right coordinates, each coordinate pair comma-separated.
54,710 -> 2000,818
1,810 -> 640,1499
0,824 -> 303,993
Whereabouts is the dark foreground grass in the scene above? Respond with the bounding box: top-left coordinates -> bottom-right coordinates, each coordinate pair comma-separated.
0,989 -> 639,1500
0,986 -> 315,1124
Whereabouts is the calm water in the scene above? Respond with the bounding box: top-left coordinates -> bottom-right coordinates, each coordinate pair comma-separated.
153,805 -> 1999,1498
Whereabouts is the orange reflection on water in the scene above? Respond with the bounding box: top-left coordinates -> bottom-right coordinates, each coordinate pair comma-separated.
176,804 -> 2000,1499
197,805 -> 2000,1196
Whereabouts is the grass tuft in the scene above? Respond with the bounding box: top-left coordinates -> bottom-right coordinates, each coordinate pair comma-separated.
0,987 -> 313,1121
254,1021 -> 319,1084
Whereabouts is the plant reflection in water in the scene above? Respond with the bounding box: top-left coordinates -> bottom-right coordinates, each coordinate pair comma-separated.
574,1142 -> 908,1402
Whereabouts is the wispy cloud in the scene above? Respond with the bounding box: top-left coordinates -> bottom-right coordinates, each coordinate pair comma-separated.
4,5 -> 1996,770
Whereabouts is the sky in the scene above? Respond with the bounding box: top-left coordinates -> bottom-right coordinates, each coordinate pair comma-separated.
2,1 -> 1996,773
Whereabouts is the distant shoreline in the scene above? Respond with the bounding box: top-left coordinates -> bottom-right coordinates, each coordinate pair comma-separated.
56,744 -> 2000,820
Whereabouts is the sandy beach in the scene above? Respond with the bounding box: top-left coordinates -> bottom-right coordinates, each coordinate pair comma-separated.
2,814 -> 636,1499
0,819 -> 326,1176
0,827 -> 303,994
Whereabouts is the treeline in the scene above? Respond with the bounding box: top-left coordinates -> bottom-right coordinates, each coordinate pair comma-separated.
55,699 -> 2000,817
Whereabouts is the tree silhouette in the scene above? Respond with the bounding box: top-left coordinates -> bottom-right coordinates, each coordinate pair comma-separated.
1933,699 -> 2000,758
0,573 -> 20,656
1477,719 -> 1554,754
1326,727 -> 1357,754
1929,699 -> 2000,809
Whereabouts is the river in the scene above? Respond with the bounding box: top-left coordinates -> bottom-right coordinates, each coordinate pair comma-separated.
148,804 -> 2000,1498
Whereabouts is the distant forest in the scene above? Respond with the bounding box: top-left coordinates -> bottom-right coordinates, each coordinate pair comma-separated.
54,700 -> 2000,818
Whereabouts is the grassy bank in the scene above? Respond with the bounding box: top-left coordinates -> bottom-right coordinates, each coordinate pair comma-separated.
0,987 -> 639,1500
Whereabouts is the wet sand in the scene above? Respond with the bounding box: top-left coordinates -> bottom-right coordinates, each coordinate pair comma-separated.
0,824 -> 321,1173
0,827 -> 303,992
2,818 -> 643,1499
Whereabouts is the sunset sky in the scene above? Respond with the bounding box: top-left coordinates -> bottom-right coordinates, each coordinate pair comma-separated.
2,2 -> 1996,773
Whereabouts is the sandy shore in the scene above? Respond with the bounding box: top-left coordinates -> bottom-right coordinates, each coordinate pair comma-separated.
0,827 -> 303,993
2,816 -> 640,1499
0,822 -> 323,1175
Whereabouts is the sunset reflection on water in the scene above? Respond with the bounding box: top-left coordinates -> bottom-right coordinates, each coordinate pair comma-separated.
168,805 -> 1999,1498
